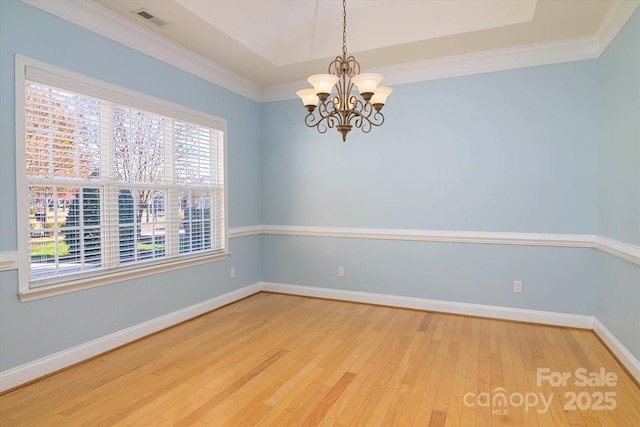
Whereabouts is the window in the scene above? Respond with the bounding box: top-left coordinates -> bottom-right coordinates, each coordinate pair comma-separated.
16,56 -> 227,297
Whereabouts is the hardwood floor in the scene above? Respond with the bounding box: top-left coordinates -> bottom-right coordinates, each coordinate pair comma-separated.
1,292 -> 639,426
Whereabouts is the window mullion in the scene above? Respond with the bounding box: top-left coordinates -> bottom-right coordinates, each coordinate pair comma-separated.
101,102 -> 118,269
165,120 -> 179,257
102,185 -> 119,269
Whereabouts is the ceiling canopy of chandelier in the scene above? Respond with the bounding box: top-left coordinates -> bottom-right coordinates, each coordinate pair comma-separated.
296,0 -> 393,142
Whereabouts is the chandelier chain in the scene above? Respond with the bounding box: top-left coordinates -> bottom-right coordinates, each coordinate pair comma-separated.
342,0 -> 347,56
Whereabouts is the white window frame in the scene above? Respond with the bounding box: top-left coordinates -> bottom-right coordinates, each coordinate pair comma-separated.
15,55 -> 229,301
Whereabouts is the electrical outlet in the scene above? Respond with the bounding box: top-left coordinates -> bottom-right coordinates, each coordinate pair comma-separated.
230,267 -> 235,279
338,266 -> 345,277
514,281 -> 522,293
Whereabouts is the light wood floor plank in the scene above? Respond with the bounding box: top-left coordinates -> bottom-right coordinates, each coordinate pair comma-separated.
1,292 -> 639,426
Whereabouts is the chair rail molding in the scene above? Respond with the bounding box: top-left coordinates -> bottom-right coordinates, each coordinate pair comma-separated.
231,225 -> 640,266
0,251 -> 18,272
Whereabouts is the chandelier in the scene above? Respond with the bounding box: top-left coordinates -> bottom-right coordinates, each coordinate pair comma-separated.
296,0 -> 393,142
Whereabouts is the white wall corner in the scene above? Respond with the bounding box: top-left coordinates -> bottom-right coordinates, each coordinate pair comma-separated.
593,318 -> 640,384
0,282 -> 261,392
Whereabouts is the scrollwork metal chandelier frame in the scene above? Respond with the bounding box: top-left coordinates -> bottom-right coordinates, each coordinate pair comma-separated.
296,0 -> 392,142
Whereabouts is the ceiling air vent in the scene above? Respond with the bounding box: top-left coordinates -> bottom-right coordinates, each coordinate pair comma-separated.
134,9 -> 166,26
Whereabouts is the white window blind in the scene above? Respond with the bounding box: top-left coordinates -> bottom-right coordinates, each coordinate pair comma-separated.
22,71 -> 226,289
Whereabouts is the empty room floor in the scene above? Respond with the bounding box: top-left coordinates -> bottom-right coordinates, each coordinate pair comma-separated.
1,292 -> 639,426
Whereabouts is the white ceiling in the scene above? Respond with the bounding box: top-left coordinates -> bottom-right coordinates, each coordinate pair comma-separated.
172,0 -> 538,66
24,0 -> 640,101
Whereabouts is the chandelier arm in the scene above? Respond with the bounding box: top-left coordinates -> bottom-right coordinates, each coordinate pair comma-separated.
303,112 -> 319,128
317,100 -> 342,125
304,101 -> 348,134
347,106 -> 385,132
304,112 -> 332,134
344,98 -> 364,129
345,56 -> 359,76
359,101 -> 385,126
328,56 -> 343,75
372,110 -> 385,126
355,113 -> 372,133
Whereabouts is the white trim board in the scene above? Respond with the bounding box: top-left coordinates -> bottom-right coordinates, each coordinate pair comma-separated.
261,282 -> 594,329
20,0 -> 639,103
595,236 -> 640,266
593,319 -> 640,384
3,227 -> 638,278
0,252 -> 18,272
229,225 -> 264,239
260,225 -> 596,247
231,225 -> 640,266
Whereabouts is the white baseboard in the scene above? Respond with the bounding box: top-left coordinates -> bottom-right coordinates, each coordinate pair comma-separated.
262,282 -> 640,383
593,319 -> 640,383
3,281 -> 638,392
260,282 -> 594,329
0,283 -> 261,392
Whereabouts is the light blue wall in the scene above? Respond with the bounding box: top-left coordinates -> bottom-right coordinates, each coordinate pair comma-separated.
1,0 -> 638,376
0,237 -> 261,370
596,8 -> 640,361
0,0 -> 262,371
261,60 -> 599,316
262,62 -> 598,233
262,235 -> 596,315
598,8 -> 640,247
597,252 -> 640,359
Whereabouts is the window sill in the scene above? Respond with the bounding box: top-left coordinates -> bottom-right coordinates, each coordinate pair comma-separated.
18,252 -> 230,302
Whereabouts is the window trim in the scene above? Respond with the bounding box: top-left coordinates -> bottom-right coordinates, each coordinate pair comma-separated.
15,55 -> 229,300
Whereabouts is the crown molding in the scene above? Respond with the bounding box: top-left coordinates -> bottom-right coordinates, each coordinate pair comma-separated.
596,0 -> 640,55
21,0 -> 639,104
263,1 -> 638,101
374,37 -> 600,87
261,37 -> 600,102
20,0 -> 262,102
260,37 -> 599,102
